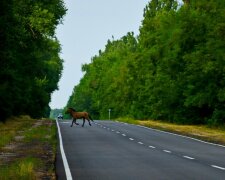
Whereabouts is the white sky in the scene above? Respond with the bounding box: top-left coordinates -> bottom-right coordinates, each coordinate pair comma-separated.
49,0 -> 150,109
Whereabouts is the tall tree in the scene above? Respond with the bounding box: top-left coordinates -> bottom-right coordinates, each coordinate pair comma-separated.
66,0 -> 225,125
0,0 -> 66,121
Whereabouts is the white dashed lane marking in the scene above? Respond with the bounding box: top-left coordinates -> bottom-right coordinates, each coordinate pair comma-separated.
183,156 -> 195,160
163,150 -> 171,153
97,122 -> 225,172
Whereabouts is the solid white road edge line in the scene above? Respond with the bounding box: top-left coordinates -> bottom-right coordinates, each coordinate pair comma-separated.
56,120 -> 73,180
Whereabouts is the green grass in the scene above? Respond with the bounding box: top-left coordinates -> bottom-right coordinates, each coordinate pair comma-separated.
0,157 -> 41,180
24,122 -> 55,143
0,117 -> 57,179
0,116 -> 35,150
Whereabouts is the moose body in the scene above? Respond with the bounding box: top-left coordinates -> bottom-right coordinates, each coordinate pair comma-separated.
66,107 -> 93,127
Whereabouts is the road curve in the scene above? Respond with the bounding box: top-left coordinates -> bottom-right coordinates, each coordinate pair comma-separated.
56,120 -> 225,180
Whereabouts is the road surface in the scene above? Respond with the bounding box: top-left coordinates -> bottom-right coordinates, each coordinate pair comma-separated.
56,120 -> 225,180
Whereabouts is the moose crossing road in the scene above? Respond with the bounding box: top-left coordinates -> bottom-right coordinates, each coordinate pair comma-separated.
56,120 -> 225,180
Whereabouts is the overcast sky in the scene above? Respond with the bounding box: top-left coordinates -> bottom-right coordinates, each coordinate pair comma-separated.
49,0 -> 150,109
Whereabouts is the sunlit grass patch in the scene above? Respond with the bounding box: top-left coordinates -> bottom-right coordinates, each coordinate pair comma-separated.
0,134 -> 13,149
0,157 -> 41,180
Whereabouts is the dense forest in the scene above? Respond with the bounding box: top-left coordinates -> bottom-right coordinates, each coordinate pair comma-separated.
66,0 -> 225,125
0,0 -> 66,121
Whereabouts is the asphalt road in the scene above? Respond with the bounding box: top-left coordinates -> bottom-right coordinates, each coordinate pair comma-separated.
56,120 -> 225,180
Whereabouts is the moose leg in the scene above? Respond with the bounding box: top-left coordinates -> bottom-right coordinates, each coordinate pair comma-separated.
82,118 -> 85,127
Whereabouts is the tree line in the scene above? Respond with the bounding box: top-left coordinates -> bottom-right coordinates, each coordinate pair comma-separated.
0,0 -> 66,121
66,0 -> 225,125
50,108 -> 63,119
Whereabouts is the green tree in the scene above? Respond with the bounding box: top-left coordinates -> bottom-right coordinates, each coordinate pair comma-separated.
0,0 -> 66,121
66,0 -> 225,125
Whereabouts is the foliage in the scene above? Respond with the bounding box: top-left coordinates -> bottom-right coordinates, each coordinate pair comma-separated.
0,0 -> 66,121
66,0 -> 225,125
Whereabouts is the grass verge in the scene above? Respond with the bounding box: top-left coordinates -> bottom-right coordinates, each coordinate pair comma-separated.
0,116 -> 57,179
116,118 -> 225,146
0,157 -> 41,180
0,116 -> 35,150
